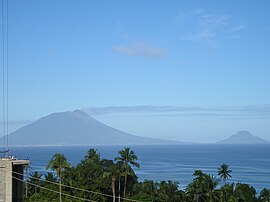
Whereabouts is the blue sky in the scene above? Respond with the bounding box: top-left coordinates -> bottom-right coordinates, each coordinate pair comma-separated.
1,0 -> 270,142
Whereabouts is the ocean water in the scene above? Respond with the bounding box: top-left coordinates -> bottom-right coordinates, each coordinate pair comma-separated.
7,144 -> 270,191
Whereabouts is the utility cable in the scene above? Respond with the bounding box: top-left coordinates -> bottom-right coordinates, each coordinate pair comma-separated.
1,0 -> 6,153
6,0 -> 9,150
10,175 -> 97,202
1,168 -> 141,202
1,0 -> 8,156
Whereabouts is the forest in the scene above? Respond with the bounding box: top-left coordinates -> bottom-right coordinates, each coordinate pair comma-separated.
24,148 -> 270,202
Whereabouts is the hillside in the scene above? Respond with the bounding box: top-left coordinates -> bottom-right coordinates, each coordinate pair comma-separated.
2,110 -> 183,146
217,131 -> 269,144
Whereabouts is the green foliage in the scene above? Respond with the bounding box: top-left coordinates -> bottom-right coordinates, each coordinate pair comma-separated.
218,163 -> 232,185
131,180 -> 185,202
259,188 -> 270,202
186,170 -> 220,202
220,183 -> 237,202
234,183 -> 257,202
115,147 -> 140,198
47,153 -> 70,179
23,149 -> 267,202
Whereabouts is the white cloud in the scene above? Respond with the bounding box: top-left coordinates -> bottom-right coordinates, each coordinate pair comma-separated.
113,43 -> 165,59
178,9 -> 246,46
229,24 -> 246,32
82,104 -> 270,117
228,35 -> 240,39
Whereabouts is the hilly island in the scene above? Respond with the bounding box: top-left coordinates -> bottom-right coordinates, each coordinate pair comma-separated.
217,131 -> 269,144
3,110 -> 183,146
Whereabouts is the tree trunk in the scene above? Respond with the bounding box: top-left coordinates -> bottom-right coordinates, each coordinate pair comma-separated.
59,167 -> 62,202
209,194 -> 213,202
25,182 -> 28,198
25,167 -> 28,198
123,172 -> 127,198
112,176 -> 116,202
118,176 -> 121,202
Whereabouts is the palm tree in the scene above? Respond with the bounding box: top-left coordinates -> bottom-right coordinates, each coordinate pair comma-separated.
218,164 -> 232,185
102,159 -> 120,202
159,180 -> 183,201
142,180 -> 159,199
85,148 -> 100,161
28,171 -> 43,195
190,170 -> 204,202
204,174 -> 219,202
220,183 -> 236,202
47,153 -> 70,202
259,188 -> 270,202
114,147 -> 140,198
45,172 -> 57,183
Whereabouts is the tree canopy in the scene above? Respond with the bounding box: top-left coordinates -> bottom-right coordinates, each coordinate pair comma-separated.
24,148 -> 268,202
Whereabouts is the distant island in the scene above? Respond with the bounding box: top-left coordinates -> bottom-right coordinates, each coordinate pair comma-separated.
217,131 -> 269,144
2,110 -> 186,146
3,111 -> 269,146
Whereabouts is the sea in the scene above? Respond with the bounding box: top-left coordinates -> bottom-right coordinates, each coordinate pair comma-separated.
7,144 -> 270,191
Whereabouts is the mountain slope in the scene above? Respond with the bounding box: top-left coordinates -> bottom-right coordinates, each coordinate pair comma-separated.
3,110 -> 183,146
217,131 -> 269,144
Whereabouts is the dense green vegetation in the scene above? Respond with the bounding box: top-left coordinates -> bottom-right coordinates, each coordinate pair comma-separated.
24,148 -> 270,202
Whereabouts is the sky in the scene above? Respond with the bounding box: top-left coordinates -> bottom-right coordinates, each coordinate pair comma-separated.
0,0 -> 270,143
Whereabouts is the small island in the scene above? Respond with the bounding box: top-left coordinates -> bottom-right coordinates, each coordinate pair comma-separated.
217,131 -> 269,144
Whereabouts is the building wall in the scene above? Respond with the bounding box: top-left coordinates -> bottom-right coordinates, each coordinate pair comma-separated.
0,162 -> 6,202
0,159 -> 29,202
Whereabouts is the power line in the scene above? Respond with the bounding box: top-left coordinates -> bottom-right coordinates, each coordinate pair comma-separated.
6,0 -> 8,151
5,173 -> 98,202
3,168 -> 141,202
1,0 -> 6,153
1,0 -> 8,157
16,169 -> 141,202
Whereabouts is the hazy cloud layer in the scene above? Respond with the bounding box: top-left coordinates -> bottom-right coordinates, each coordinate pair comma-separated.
177,9 -> 246,46
113,43 -> 165,59
82,105 -> 270,117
